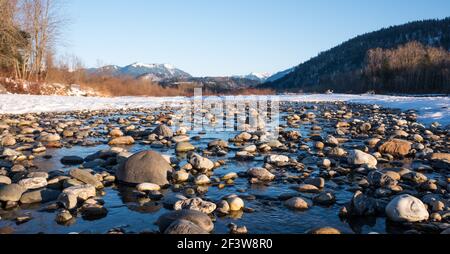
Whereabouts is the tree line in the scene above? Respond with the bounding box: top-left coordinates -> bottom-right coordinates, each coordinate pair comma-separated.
363,41 -> 450,93
0,0 -> 65,81
262,18 -> 450,94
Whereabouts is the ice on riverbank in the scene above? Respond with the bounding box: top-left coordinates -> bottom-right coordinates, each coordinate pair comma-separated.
0,93 -> 448,126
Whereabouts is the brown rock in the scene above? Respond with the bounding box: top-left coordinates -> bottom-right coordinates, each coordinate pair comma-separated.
379,139 -> 412,157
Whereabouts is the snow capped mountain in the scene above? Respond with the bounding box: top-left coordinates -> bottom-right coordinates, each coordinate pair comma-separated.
121,62 -> 191,80
265,67 -> 295,83
234,72 -> 272,82
88,62 -> 192,81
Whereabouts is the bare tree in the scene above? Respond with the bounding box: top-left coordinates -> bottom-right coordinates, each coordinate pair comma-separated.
0,0 -> 28,79
18,0 -> 66,81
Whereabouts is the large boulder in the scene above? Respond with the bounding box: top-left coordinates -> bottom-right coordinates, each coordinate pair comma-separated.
156,210 -> 214,233
379,139 -> 412,157
116,150 -> 173,185
164,219 -> 209,234
385,194 -> 429,222
348,150 -> 377,168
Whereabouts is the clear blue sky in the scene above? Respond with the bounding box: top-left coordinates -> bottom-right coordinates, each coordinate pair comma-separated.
65,0 -> 450,76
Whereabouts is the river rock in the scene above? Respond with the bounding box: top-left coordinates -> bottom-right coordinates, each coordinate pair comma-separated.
247,167 -> 275,181
348,150 -> 377,168
402,171 -> 428,184
117,150 -> 173,185
109,129 -> 124,138
227,196 -> 245,211
157,210 -> 214,233
328,147 -> 346,157
208,139 -> 228,149
267,155 -> 289,164
313,192 -> 336,205
55,210 -> 73,224
267,140 -> 283,148
0,184 -> 26,202
0,176 -> 12,185
189,153 -> 214,171
368,171 -> 398,187
175,142 -> 196,153
379,139 -> 412,157
235,132 -> 252,141
350,191 -> 377,216
152,125 -> 173,138
61,156 -> 84,165
173,170 -> 190,182
385,194 -> 429,222
308,227 -> 341,234
174,198 -> 217,214
81,204 -> 108,220
297,184 -> 320,193
108,136 -> 135,146
304,177 -> 325,189
285,197 -> 309,210
1,135 -> 16,146
39,134 -> 61,142
243,145 -> 257,153
58,184 -> 96,209
216,200 -> 230,214
430,153 -> 450,162
194,174 -> 210,185
164,219 -> 209,234
20,189 -> 60,204
136,182 -> 161,192
18,177 -> 47,190
172,135 -> 190,143
69,169 -> 103,189
366,138 -> 381,147
325,135 -> 339,146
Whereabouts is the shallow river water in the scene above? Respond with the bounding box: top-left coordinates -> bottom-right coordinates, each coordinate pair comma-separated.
0,100 -> 445,234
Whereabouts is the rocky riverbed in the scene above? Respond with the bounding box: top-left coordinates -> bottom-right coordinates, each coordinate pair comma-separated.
0,100 -> 449,234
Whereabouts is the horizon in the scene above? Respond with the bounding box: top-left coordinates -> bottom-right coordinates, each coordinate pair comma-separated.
64,0 -> 450,77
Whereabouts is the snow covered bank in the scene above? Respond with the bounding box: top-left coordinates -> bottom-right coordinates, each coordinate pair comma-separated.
280,94 -> 450,126
0,94 -> 185,114
0,93 -> 448,126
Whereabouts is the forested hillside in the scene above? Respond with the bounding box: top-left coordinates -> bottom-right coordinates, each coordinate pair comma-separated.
262,18 -> 450,94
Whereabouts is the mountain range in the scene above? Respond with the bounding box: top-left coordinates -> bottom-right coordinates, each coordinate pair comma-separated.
87,62 -> 287,84
87,18 -> 450,94
87,63 -> 192,82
